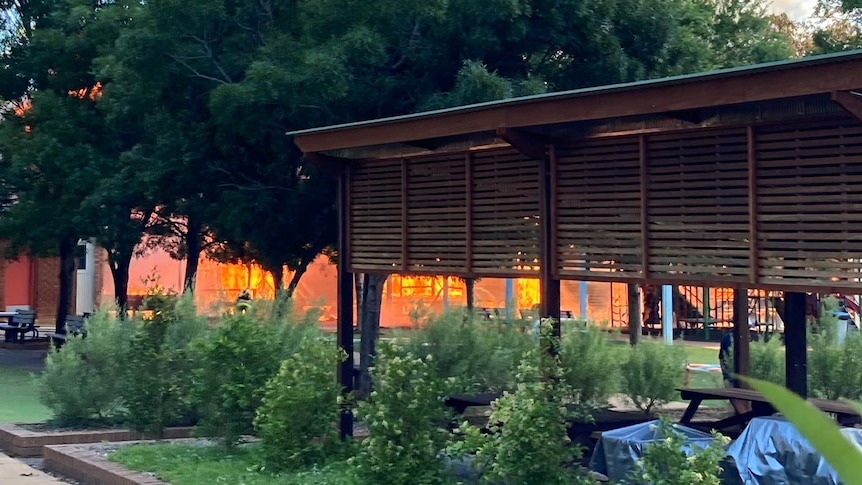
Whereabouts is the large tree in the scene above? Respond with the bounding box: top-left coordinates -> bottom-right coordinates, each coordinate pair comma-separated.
0,0 -> 146,329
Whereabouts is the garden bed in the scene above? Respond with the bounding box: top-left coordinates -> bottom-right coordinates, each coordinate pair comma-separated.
0,423 -> 193,458
44,441 -> 170,485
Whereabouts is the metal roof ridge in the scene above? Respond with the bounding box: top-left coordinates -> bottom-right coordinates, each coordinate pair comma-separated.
287,49 -> 862,137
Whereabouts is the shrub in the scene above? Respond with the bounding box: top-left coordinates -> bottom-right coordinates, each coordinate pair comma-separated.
809,298 -> 862,400
401,310 -> 534,393
254,339 -> 347,471
559,326 -> 622,412
621,341 -> 686,414
452,320 -> 594,485
351,342 -> 452,485
123,294 -> 208,437
39,310 -> 137,426
191,309 -> 303,447
748,336 -> 785,386
629,419 -> 729,485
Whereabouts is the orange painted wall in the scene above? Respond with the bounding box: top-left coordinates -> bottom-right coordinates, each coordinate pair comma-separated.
3,256 -> 32,307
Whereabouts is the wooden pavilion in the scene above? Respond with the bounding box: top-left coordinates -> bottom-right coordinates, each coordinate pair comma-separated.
291,50 -> 862,434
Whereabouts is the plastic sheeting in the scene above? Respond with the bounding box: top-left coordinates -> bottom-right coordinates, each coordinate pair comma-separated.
728,415 -> 862,485
589,419 -> 716,482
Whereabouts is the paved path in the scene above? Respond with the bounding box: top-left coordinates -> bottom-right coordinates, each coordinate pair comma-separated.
0,348 -> 47,372
0,453 -> 64,483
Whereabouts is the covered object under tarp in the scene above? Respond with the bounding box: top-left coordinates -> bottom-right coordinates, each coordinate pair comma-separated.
589,419 -> 717,482
728,416 -> 862,484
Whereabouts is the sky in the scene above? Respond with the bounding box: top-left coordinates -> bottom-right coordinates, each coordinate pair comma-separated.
771,0 -> 818,20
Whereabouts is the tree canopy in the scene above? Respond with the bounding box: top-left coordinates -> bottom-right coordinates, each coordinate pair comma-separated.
0,0 -> 798,318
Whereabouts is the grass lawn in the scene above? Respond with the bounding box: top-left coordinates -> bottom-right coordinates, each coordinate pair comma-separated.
0,368 -> 51,423
110,443 -> 359,485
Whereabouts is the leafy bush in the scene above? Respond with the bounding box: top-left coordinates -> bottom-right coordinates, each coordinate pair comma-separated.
629,419 -> 729,485
40,310 -> 137,426
559,326 -> 622,412
452,320 -> 594,485
351,342 -> 452,485
809,298 -> 862,400
401,310 -> 534,393
190,307 -> 318,447
748,336 -> 785,386
621,341 -> 686,414
123,294 -> 208,437
254,339 -> 347,471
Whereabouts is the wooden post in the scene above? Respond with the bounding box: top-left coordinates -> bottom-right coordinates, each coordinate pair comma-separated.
733,288 -> 750,384
337,170 -> 355,439
785,292 -> 807,397
540,145 -> 560,333
628,283 -> 641,345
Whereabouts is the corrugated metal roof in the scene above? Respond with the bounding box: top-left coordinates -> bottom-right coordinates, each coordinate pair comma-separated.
287,50 -> 862,138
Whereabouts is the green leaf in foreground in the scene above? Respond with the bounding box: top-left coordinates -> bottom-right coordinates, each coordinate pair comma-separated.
740,376 -> 862,485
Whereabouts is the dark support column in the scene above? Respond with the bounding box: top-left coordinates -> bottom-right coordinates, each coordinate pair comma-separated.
628,283 -> 641,345
539,145 -> 560,334
733,288 -> 750,384
336,172 -> 354,438
785,292 -> 807,398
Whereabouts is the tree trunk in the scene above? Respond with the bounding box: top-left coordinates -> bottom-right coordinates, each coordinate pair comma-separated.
286,263 -> 308,298
358,273 -> 387,398
55,238 -> 77,334
183,218 -> 202,293
270,265 -> 284,295
465,277 -> 475,311
108,251 -> 132,314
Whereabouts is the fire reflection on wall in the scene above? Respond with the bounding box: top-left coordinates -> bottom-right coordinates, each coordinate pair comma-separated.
104,249 -> 633,327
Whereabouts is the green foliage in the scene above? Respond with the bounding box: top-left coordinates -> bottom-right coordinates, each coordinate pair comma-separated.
123,295 -> 208,437
742,376 -> 862,485
452,320 -> 593,485
401,310 -> 534,393
628,419 -> 729,485
559,327 -> 624,412
109,443 -> 359,485
808,297 -> 862,400
190,307 -> 319,447
748,336 -> 786,386
39,311 -> 137,426
254,339 -> 347,471
351,342 -> 453,485
621,341 -> 686,414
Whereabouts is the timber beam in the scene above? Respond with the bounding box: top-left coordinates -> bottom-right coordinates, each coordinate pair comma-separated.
496,127 -> 548,159
304,152 -> 351,175
831,90 -> 862,121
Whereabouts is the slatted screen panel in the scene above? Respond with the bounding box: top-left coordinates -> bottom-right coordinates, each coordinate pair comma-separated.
471,149 -> 541,276
646,129 -> 750,283
756,118 -> 862,289
350,160 -> 403,272
405,154 -> 468,272
556,137 -> 643,278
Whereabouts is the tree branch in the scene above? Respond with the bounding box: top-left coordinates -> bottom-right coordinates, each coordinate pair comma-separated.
166,53 -> 230,85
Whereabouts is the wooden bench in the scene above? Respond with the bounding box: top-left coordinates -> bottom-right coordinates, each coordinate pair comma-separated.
678,387 -> 862,430
48,315 -> 88,345
444,392 -> 502,414
0,310 -> 38,343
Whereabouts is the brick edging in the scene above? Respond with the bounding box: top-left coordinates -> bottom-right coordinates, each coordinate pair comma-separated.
0,424 -> 193,457
44,443 -> 169,485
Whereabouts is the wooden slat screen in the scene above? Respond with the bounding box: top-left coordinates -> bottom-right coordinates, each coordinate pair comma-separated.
350,160 -> 402,272
647,129 -> 750,283
756,118 -> 862,289
405,154 -> 468,272
556,137 -> 642,278
471,149 -> 541,276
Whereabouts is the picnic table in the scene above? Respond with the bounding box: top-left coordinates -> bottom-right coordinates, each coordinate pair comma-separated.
678,387 -> 862,430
